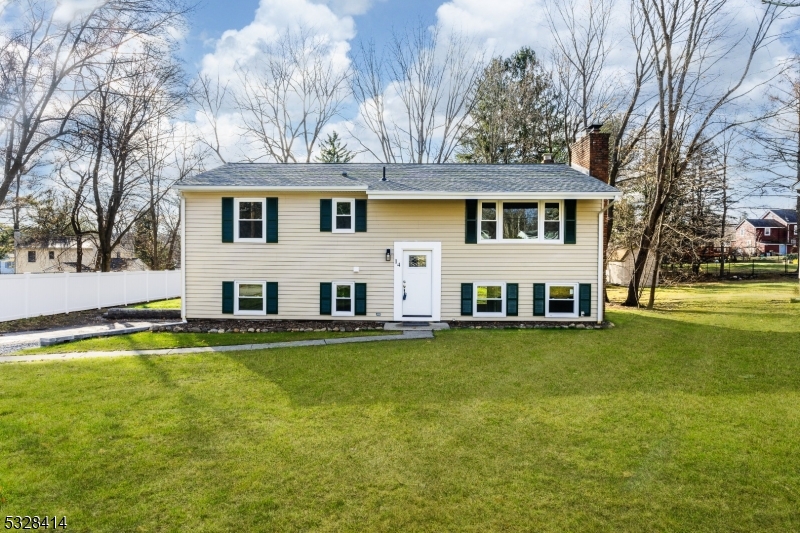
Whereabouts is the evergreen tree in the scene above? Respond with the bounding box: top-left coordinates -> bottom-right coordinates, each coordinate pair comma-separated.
315,132 -> 355,163
457,48 -> 567,164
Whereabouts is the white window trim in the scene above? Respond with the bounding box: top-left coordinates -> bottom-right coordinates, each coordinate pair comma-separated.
764,227 -> 771,236
234,198 -> 266,243
477,200 -> 564,244
234,281 -> 266,315
332,198 -> 356,234
545,282 -> 579,318
473,281 -> 506,318
332,281 -> 355,317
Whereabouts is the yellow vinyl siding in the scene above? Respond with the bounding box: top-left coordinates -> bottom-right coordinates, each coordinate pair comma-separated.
184,191 -> 601,321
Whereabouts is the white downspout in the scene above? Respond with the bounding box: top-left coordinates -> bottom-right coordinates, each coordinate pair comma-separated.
180,194 -> 187,322
597,199 -> 616,324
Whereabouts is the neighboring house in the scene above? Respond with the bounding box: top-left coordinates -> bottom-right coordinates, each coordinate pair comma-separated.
0,254 -> 14,274
606,248 -> 656,287
732,210 -> 797,256
762,209 -> 798,253
176,126 -> 621,324
14,239 -> 146,273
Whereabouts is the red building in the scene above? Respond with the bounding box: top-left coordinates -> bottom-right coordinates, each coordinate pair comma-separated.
732,209 -> 798,256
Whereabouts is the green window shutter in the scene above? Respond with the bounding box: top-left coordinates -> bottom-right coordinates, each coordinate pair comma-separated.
320,282 -> 332,315
507,283 -> 518,316
564,199 -> 577,244
355,199 -> 367,232
355,283 -> 367,315
465,200 -> 478,244
266,197 -> 278,243
533,283 -> 546,316
267,282 -> 278,314
461,283 -> 473,315
579,284 -> 592,318
222,281 -> 234,314
320,199 -> 332,232
222,198 -> 234,243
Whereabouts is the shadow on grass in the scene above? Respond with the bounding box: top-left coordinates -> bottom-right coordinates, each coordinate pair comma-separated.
226,312 -> 800,408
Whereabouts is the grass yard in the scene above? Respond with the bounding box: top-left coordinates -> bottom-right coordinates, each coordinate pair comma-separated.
1,281 -> 799,531
16,329 -> 398,355
129,298 -> 182,309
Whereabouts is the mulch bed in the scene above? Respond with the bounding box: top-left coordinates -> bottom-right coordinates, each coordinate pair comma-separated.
447,320 -> 610,330
156,319 -> 388,334
150,318 -> 612,333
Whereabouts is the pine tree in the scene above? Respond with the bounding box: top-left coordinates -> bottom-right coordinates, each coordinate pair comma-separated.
315,132 -> 355,163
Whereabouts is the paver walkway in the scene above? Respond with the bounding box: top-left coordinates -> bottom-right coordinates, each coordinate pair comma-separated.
0,321 -> 181,354
0,330 -> 434,364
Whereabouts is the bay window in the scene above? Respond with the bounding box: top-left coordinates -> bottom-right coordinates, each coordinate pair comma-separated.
479,200 -> 563,243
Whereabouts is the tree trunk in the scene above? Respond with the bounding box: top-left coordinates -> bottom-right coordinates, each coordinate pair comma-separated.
646,249 -> 661,309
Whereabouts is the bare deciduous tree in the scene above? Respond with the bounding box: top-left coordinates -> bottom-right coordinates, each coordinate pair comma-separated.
622,0 -> 784,306
0,0 -> 188,209
190,74 -> 230,164
233,28 -> 350,163
350,25 -> 485,163
72,43 -> 186,271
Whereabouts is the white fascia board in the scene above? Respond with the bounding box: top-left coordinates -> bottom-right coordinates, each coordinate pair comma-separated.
175,185 -> 370,192
367,191 -> 621,200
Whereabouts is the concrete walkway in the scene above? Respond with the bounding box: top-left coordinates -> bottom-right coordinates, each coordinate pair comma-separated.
0,321 -> 180,355
0,330 -> 434,364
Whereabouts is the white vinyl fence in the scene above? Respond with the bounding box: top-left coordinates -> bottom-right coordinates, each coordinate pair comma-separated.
0,270 -> 181,322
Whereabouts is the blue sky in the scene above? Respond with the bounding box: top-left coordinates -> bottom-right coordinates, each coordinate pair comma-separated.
183,0 -> 440,71
180,0 -> 800,213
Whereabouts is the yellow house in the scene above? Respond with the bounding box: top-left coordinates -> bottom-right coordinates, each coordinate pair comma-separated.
177,128 -> 620,324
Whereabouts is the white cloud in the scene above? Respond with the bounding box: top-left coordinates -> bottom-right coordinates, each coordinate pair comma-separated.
200,0 -> 357,81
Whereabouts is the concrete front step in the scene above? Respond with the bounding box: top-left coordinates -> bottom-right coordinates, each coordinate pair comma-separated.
384,322 -> 450,331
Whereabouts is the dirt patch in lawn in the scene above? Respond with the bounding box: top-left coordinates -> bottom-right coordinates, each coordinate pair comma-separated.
0,308 -> 111,334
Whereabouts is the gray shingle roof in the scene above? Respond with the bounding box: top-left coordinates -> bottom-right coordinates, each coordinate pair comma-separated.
745,218 -> 785,228
767,209 -> 797,224
179,163 -> 619,195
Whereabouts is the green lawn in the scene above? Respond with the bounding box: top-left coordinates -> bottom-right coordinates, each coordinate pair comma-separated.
1,281 -> 799,531
16,329 -> 398,355
129,298 -> 182,309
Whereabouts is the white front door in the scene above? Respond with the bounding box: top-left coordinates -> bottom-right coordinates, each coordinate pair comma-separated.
401,250 -> 433,317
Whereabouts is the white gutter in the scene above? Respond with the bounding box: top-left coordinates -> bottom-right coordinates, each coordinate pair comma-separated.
176,185 -> 370,192
367,191 -> 621,200
180,194 -> 186,322
597,199 -> 615,324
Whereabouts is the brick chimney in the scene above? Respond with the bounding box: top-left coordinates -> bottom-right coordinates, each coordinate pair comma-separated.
570,124 -> 610,184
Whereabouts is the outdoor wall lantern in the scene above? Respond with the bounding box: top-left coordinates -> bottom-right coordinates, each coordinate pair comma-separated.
385,248 -> 392,261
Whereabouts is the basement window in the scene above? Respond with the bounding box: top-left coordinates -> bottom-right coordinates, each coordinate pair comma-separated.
473,282 -> 506,317
332,281 -> 355,316
235,282 -> 266,315
546,283 -> 578,318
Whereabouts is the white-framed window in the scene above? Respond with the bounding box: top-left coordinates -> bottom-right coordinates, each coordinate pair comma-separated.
27,251 -> 35,262
478,200 -> 563,243
235,281 -> 266,315
739,228 -> 744,236
332,198 -> 355,233
473,282 -> 506,317
764,227 -> 771,236
332,281 -> 355,316
546,283 -> 579,318
234,198 -> 266,242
